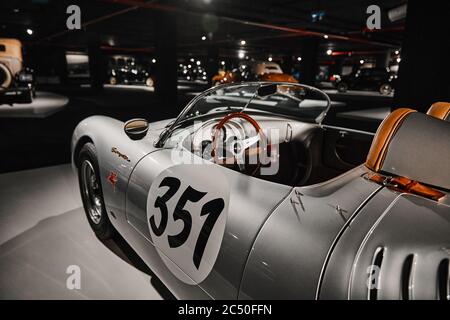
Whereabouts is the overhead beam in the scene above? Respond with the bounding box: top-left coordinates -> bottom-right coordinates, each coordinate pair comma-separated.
98,0 -> 396,48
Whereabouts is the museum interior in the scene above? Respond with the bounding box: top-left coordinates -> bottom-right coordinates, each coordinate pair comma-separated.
0,0 -> 449,300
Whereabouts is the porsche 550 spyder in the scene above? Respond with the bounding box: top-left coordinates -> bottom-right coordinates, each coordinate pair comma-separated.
71,82 -> 450,300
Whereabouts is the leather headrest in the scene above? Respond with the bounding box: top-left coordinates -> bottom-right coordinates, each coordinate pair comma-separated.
427,102 -> 450,121
366,109 -> 450,190
366,108 -> 416,172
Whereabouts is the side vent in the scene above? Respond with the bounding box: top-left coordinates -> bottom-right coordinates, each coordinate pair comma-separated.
437,259 -> 450,300
401,254 -> 416,300
368,246 -> 385,300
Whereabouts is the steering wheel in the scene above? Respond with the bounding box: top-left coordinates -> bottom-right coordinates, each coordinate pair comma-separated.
211,112 -> 268,176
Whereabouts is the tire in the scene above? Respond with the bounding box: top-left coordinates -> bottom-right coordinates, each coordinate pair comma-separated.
337,82 -> 348,93
379,83 -> 393,95
0,63 -> 12,89
23,90 -> 33,103
78,143 -> 115,240
145,77 -> 154,87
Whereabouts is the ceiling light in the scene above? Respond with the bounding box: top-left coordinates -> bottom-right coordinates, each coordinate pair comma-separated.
201,35 -> 206,41
396,57 -> 401,63
152,58 -> 156,63
26,28 -> 33,35
196,60 -> 201,65
395,50 -> 400,55
323,34 -> 329,39
326,49 -> 332,55
221,61 -> 225,65
360,59 -> 365,64
238,51 -> 245,59
268,56 -> 273,62
240,40 -> 246,46
297,56 -> 302,61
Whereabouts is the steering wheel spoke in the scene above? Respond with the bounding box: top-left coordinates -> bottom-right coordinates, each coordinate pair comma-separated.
211,112 -> 268,176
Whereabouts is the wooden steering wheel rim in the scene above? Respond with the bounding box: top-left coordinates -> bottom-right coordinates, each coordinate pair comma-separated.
211,112 -> 267,174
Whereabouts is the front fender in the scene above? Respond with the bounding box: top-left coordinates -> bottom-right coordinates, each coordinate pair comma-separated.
71,115 -> 172,225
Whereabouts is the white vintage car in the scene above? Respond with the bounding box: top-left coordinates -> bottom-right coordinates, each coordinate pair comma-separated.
71,82 -> 450,299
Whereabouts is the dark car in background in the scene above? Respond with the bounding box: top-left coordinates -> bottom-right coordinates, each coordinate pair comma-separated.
108,55 -> 154,87
334,67 -> 397,95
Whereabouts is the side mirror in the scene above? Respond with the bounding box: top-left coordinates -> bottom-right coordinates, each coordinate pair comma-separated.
124,118 -> 149,140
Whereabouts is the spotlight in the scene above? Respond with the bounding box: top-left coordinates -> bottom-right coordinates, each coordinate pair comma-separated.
297,56 -> 302,61
396,57 -> 401,63
326,49 -> 332,55
152,58 -> 156,63
360,59 -> 365,64
323,34 -> 329,39
268,56 -> 273,62
196,60 -> 201,66
238,51 -> 245,59
221,61 -> 225,65
395,50 -> 400,55
240,40 -> 246,46
26,28 -> 33,35
201,35 -> 206,41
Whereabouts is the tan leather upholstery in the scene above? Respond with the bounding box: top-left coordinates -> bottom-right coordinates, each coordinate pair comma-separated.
365,108 -> 416,172
427,102 -> 450,121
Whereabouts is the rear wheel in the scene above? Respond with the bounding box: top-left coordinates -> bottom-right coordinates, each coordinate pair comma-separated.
23,90 -> 33,103
379,83 -> 393,95
78,143 -> 115,240
337,82 -> 348,93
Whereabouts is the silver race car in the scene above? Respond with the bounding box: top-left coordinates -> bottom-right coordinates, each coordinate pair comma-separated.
71,82 -> 450,300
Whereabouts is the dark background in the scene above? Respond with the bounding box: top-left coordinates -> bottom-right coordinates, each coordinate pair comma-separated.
0,0 -> 449,173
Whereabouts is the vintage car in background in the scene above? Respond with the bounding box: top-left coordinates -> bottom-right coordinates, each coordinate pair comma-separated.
212,61 -> 297,86
71,82 -> 450,300
107,55 -> 154,87
178,61 -> 207,82
0,38 -> 35,105
333,67 -> 396,95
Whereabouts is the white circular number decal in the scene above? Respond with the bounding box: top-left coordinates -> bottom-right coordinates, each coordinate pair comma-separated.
146,164 -> 229,284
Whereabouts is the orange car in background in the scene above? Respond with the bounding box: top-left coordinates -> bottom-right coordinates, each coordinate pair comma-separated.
212,61 -> 297,86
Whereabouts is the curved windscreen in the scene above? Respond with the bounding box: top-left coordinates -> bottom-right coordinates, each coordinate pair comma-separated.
157,82 -> 331,146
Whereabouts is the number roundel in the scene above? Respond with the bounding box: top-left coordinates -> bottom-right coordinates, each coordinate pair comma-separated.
146,164 -> 229,285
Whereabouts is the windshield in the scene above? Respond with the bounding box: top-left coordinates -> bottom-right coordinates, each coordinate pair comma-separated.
157,82 -> 330,146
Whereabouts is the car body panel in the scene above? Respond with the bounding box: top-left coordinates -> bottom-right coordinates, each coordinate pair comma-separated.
239,165 -> 381,299
126,148 -> 292,299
